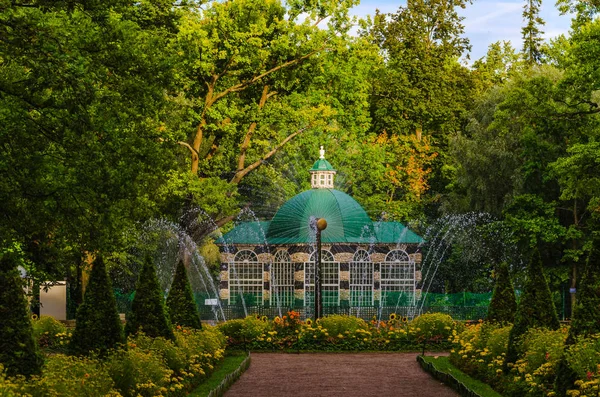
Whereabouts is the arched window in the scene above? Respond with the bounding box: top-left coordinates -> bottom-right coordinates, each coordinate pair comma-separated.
380,249 -> 415,306
229,250 -> 262,306
305,250 -> 339,307
350,250 -> 373,306
272,250 -> 294,307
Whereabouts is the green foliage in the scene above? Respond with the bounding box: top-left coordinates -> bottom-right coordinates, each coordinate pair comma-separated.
217,316 -> 269,346
167,261 -> 202,330
564,334 -> 600,381
505,250 -> 560,366
0,248 -> 43,377
317,315 -> 368,336
568,242 -> 600,340
486,262 -> 517,324
556,242 -> 600,395
106,342 -> 173,397
504,195 -> 566,249
33,354 -> 117,397
125,256 -> 175,341
0,325 -> 227,397
32,316 -> 70,353
0,2 -> 183,263
410,313 -> 459,343
451,323 -> 568,396
70,255 -> 124,356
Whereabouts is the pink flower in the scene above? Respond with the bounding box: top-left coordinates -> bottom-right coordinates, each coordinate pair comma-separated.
587,371 -> 593,380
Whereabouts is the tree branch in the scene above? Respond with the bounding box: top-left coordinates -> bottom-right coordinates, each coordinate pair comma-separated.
211,48 -> 323,104
230,126 -> 309,184
237,85 -> 273,172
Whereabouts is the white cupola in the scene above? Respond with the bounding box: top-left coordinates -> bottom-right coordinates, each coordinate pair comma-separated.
309,146 -> 336,189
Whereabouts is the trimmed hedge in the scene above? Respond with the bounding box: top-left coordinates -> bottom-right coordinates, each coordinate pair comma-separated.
125,256 -> 175,341
0,249 -> 42,376
486,262 -> 516,324
69,255 -> 124,356
167,260 -> 202,329
505,250 -> 559,367
556,242 -> 600,395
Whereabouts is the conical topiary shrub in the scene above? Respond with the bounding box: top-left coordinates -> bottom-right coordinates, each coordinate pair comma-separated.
125,256 -> 175,340
0,249 -> 42,376
69,255 -> 124,356
166,260 -> 202,329
556,242 -> 600,395
505,249 -> 560,367
486,262 -> 517,324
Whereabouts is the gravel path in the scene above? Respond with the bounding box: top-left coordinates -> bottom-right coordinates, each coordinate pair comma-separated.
224,353 -> 459,397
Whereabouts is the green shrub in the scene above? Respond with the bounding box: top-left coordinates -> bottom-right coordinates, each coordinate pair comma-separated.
217,317 -> 270,348
521,328 -> 566,371
0,247 -> 43,376
485,324 -> 511,360
106,345 -> 172,397
125,256 -> 174,341
410,313 -> 458,344
318,315 -> 368,336
217,319 -> 245,341
167,260 -> 202,330
34,354 -> 117,396
487,262 -> 517,324
0,364 -> 31,396
564,333 -> 600,380
69,255 -> 124,356
32,316 -> 69,352
505,250 -> 559,367
175,325 -> 226,357
129,332 -> 187,375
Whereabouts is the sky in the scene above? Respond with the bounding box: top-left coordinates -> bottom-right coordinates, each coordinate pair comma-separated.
350,0 -> 574,61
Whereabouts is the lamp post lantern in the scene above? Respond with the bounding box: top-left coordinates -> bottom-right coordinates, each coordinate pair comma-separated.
315,218 -> 327,319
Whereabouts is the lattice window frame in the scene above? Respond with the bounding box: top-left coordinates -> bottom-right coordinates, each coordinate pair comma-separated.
380,249 -> 415,306
271,250 -> 294,307
350,249 -> 373,307
229,250 -> 263,305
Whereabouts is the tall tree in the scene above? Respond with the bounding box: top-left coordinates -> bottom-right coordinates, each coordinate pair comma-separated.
166,0 -> 372,229
0,1 -> 183,277
369,0 -> 473,139
522,0 -> 546,64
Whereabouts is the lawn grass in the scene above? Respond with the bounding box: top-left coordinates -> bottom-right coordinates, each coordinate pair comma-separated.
421,355 -> 503,397
188,353 -> 249,397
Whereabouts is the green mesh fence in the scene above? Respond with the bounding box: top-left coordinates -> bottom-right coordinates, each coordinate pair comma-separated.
100,290 -> 492,322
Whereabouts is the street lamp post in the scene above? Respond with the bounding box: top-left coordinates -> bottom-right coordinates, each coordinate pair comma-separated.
315,218 -> 327,319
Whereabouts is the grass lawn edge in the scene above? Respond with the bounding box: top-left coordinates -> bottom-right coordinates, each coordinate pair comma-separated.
417,355 -> 503,397
188,352 -> 250,397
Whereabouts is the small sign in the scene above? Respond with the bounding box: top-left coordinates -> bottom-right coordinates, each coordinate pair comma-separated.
569,288 -> 576,294
205,299 -> 219,306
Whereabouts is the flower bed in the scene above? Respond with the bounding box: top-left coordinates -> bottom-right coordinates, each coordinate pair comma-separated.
218,311 -> 463,352
449,321 -> 600,396
1,322 -> 226,397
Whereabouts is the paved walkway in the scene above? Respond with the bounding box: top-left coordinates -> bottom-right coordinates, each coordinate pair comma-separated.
225,353 -> 459,397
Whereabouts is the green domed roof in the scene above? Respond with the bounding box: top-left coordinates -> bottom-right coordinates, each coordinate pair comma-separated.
266,189 -> 375,244
310,158 -> 335,172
